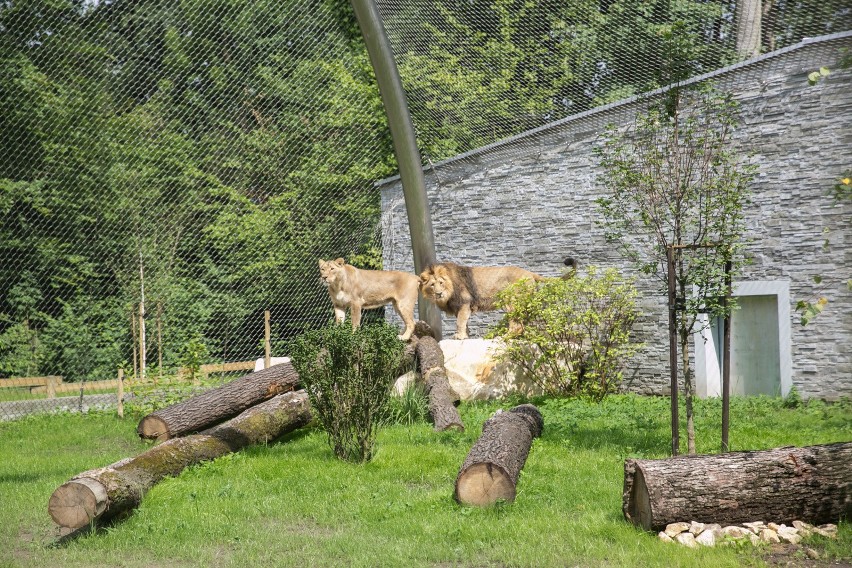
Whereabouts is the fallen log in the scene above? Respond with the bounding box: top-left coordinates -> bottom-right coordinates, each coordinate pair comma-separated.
137,362 -> 300,440
49,390 -> 311,530
623,441 -> 852,531
415,335 -> 463,432
455,404 -> 543,506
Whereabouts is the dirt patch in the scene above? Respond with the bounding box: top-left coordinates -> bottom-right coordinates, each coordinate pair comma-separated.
762,543 -> 852,567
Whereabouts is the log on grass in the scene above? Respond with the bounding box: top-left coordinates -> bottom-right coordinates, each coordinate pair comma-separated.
49,391 -> 311,530
415,335 -> 463,432
623,441 -> 852,531
137,362 -> 300,440
455,404 -> 543,506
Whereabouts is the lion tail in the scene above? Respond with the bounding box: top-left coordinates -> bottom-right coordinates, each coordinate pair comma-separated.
561,257 -> 578,280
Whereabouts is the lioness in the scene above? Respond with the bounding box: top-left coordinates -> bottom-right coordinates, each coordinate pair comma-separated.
318,257 -> 419,341
419,257 -> 577,340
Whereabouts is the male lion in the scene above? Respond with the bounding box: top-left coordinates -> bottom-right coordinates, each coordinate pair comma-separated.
419,257 -> 577,340
318,257 -> 419,341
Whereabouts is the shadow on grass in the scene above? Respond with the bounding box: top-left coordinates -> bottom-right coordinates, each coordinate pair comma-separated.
48,508 -> 136,548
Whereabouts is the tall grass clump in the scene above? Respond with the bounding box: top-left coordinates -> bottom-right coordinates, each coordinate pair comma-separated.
289,321 -> 404,463
384,382 -> 430,425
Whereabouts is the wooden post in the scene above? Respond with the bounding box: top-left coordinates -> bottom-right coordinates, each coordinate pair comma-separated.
46,376 -> 58,399
721,259 -> 732,452
666,246 -> 679,456
264,310 -> 271,369
131,307 -> 138,383
157,301 -> 163,382
139,252 -> 147,383
139,307 -> 147,382
117,368 -> 125,419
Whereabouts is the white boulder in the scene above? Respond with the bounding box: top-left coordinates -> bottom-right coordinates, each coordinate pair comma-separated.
438,339 -> 543,401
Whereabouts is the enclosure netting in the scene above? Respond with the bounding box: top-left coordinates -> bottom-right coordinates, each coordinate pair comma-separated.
1,0 -> 849,419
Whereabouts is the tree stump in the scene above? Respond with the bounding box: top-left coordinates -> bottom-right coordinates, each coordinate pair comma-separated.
50,391 -> 311,529
137,362 -> 300,440
455,404 -> 543,506
623,441 -> 852,531
415,335 -> 463,432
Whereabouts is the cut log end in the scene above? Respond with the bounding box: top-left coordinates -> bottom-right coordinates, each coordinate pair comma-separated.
456,463 -> 516,506
48,478 -> 108,529
625,467 -> 653,530
137,416 -> 171,441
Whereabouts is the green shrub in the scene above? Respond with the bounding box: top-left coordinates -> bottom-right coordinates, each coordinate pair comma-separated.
489,266 -> 641,401
289,321 -> 405,463
178,333 -> 209,384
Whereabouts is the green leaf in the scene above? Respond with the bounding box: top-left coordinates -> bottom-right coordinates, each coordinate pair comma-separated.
819,67 -> 831,77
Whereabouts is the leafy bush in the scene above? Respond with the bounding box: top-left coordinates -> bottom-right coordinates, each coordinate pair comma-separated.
289,321 -> 405,463
489,267 -> 641,401
178,333 -> 209,384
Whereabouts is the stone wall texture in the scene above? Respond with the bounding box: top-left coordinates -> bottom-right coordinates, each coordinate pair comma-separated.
379,33 -> 852,400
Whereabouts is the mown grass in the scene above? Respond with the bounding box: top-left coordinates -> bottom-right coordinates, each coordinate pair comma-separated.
0,394 -> 849,568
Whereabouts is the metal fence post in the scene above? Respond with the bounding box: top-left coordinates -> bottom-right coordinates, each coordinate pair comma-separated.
350,0 -> 442,338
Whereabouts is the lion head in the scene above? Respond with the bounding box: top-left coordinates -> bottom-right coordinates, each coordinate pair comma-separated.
318,257 -> 346,287
419,264 -> 454,306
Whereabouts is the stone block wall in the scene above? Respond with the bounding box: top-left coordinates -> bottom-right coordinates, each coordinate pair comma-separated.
380,33 -> 851,399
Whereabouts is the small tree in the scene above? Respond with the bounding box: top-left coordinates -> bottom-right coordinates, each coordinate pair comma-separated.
289,321 -> 404,463
489,267 -> 641,401
596,86 -> 756,454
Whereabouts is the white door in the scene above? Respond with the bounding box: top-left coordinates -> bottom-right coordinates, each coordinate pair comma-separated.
729,295 -> 781,396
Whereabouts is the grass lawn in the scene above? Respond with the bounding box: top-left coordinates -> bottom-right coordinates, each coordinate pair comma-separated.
0,394 -> 849,568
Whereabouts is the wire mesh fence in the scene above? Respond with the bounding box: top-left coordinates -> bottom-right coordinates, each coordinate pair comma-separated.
2,0 -> 850,420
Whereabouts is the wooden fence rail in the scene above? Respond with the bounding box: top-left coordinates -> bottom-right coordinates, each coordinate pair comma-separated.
0,376 -> 63,398
1,360 -> 258,400
31,379 -> 121,396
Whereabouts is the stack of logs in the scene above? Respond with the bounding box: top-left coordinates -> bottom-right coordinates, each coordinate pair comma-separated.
49,322 -> 541,531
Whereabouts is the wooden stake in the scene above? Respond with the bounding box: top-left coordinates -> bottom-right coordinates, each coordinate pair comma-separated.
46,376 -> 58,399
666,246 -> 679,456
131,307 -> 138,383
117,368 -> 124,419
139,252 -> 147,383
157,301 -> 163,382
264,310 -> 271,369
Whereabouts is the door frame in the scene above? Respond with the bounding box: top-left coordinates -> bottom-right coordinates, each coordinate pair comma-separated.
694,280 -> 793,398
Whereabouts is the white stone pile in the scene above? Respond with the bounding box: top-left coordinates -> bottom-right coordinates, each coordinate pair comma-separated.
659,520 -> 838,549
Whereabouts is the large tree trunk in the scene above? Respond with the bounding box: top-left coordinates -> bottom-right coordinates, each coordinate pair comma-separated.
623,442 -> 852,531
414,335 -> 464,432
137,362 -> 300,440
50,391 -> 311,530
736,0 -> 762,59
455,404 -> 543,506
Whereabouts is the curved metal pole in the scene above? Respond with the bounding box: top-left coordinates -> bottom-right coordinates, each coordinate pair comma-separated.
350,0 -> 442,337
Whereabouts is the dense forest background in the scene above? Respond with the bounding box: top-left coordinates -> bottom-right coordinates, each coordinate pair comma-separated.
1,0 -> 848,381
